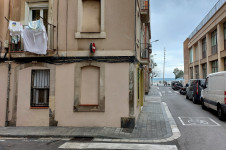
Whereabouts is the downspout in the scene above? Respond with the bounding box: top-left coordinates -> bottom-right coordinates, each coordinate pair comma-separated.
134,0 -> 137,58
57,0 -> 59,56
5,0 -> 12,127
5,62 -> 11,127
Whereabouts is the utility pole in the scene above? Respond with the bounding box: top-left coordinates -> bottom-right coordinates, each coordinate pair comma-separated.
163,48 -> 166,84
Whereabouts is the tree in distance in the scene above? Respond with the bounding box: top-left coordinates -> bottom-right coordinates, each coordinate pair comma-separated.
173,68 -> 184,80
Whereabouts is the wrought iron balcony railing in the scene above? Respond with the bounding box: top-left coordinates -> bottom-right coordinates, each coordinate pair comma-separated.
141,43 -> 151,59
8,22 -> 55,54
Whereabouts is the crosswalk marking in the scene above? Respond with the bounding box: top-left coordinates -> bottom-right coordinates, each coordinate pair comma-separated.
168,91 -> 172,93
0,140 -> 5,142
159,92 -> 162,97
59,142 -> 178,150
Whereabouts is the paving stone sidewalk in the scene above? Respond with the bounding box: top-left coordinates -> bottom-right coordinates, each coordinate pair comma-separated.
0,87 -> 173,140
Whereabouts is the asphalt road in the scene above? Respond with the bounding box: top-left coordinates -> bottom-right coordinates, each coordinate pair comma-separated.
159,85 -> 226,150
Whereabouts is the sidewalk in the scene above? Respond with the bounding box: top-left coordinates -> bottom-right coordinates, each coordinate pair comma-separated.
0,86 -> 180,143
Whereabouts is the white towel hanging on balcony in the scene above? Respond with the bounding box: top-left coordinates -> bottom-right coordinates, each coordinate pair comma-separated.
23,25 -> 48,55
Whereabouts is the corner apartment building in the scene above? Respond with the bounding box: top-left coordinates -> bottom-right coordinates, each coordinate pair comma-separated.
0,0 -> 151,128
184,0 -> 226,84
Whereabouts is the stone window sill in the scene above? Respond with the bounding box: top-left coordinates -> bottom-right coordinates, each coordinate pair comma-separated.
30,107 -> 49,109
75,32 -> 106,39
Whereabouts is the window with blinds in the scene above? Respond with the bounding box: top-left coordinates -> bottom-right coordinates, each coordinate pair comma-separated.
31,70 -> 50,107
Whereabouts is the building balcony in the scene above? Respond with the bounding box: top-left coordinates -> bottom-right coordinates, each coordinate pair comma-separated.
140,43 -> 151,64
140,0 -> 150,23
7,25 -> 56,58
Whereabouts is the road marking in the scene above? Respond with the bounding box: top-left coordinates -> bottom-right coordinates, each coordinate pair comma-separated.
162,91 -> 166,94
174,91 -> 179,94
178,117 -> 221,126
0,140 -> 5,142
159,92 -> 162,97
157,87 -> 160,90
168,91 -> 172,93
59,142 -> 178,149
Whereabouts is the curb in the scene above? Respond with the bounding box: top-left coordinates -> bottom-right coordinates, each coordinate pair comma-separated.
93,102 -> 181,143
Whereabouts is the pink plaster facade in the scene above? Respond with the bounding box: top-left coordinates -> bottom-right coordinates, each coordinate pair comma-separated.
55,63 -> 130,127
0,0 -> 151,127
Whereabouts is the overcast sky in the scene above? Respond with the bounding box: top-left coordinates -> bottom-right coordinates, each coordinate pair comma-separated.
150,0 -> 219,78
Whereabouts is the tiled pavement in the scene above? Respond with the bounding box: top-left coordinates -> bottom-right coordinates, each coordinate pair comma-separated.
0,86 -> 180,142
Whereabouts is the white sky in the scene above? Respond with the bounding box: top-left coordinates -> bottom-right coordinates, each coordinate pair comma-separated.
150,0 -> 219,78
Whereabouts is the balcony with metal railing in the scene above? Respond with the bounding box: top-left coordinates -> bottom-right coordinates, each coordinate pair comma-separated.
140,43 -> 151,62
7,20 -> 56,57
140,0 -> 150,23
189,0 -> 226,39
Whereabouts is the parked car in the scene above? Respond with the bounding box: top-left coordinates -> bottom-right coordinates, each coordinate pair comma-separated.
175,82 -> 183,91
201,71 -> 226,120
186,79 -> 205,103
180,84 -> 187,95
171,81 -> 180,90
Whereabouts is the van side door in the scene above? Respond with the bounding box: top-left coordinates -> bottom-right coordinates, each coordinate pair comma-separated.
202,77 -> 209,108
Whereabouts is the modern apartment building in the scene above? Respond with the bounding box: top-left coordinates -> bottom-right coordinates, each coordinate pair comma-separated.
184,0 -> 226,84
0,0 -> 151,128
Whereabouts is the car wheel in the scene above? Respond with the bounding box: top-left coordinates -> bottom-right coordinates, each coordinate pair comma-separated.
186,95 -> 189,99
201,100 -> 206,110
217,106 -> 225,121
192,97 -> 196,104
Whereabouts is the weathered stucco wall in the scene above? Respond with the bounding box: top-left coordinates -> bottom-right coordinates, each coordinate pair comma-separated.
55,63 -> 130,127
133,64 -> 140,120
57,0 -> 135,53
0,64 -> 7,126
16,67 -> 49,126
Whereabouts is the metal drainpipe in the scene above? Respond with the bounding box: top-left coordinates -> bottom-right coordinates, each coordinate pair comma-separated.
134,0 -> 137,57
5,62 -> 11,127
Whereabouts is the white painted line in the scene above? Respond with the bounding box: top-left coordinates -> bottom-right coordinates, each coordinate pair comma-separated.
168,91 -> 172,93
159,92 -> 162,97
178,117 -> 185,125
174,91 -> 179,94
178,117 -> 221,126
59,142 -> 178,150
157,87 -> 160,90
0,140 -> 5,142
209,118 -> 221,126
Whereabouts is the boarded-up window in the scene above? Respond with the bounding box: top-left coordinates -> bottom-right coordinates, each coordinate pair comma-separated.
81,66 -> 100,105
31,70 -> 50,107
82,0 -> 100,32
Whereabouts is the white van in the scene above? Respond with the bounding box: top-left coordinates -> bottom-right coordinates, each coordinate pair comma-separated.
201,71 -> 226,120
